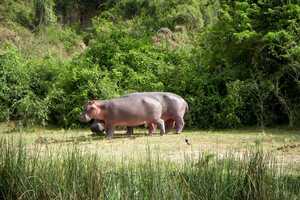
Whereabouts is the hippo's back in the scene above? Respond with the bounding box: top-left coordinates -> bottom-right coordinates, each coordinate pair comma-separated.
104,95 -> 163,124
125,92 -> 188,118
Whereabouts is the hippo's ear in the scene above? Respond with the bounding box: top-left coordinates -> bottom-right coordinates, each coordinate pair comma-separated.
87,100 -> 97,105
96,103 -> 106,110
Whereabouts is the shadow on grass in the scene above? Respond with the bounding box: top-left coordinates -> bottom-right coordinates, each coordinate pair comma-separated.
34,132 -> 162,144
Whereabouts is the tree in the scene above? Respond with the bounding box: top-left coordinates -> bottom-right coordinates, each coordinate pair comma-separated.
34,0 -> 56,27
200,0 -> 300,127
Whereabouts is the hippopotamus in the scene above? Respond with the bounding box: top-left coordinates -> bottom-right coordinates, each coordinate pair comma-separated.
90,119 -> 105,135
123,92 -> 188,134
89,119 -> 149,136
88,92 -> 188,136
80,95 -> 166,139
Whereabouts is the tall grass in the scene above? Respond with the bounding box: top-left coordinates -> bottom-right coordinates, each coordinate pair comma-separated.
0,139 -> 299,200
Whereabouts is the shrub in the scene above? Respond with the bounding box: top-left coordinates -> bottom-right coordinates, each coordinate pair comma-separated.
0,44 -> 29,121
46,58 -> 119,127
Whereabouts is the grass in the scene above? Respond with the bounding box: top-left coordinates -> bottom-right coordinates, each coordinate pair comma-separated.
0,137 -> 300,200
0,123 -> 300,199
1,123 -> 300,164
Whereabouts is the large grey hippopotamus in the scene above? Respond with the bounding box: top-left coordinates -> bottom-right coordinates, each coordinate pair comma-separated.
89,92 -> 188,136
124,92 -> 188,134
80,95 -> 166,139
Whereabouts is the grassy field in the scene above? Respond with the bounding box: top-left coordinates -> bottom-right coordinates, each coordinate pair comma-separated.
1,123 -> 300,165
0,123 -> 300,199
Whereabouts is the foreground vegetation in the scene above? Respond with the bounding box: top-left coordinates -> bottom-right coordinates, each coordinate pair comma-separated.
0,135 -> 299,200
1,125 -> 300,199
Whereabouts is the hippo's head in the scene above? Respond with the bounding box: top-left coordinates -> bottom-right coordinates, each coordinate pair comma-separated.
90,120 -> 105,134
79,100 -> 102,123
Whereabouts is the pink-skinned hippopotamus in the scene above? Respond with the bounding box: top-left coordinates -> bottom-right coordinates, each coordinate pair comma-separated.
80,95 -> 166,139
123,92 -> 188,134
88,92 -> 189,136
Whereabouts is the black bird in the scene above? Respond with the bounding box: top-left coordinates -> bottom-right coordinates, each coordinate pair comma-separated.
185,138 -> 191,145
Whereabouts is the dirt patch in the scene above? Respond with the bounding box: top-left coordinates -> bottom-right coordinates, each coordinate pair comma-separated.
33,133 -> 140,145
0,27 -> 19,43
277,143 -> 300,152
34,136 -> 59,144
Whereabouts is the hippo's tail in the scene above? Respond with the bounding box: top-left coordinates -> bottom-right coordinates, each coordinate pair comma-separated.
185,101 -> 189,113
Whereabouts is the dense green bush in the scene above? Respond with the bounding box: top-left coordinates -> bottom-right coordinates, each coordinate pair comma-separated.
0,0 -> 300,129
0,45 -> 29,121
47,58 -> 119,127
114,0 -> 206,31
0,45 -> 118,127
0,46 -> 54,125
0,0 -> 34,29
85,21 -> 168,92
198,0 -> 300,127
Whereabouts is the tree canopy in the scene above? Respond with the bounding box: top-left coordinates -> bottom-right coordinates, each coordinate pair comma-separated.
0,0 -> 299,128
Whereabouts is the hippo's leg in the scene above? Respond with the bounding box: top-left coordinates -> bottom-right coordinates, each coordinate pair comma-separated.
147,123 -> 156,135
175,117 -> 184,134
165,119 -> 175,133
154,119 -> 165,135
126,127 -> 134,136
105,124 -> 114,139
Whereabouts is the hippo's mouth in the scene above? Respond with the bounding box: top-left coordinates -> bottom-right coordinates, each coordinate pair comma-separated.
79,113 -> 91,123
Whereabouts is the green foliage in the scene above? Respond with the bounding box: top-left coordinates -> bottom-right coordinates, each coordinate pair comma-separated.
114,0 -> 206,31
85,20 -> 167,92
37,25 -> 83,53
0,45 -> 28,121
33,0 -> 57,27
199,0 -> 300,127
1,0 -> 300,128
48,58 -> 119,127
0,0 -> 34,29
0,45 -> 118,127
0,45 -> 54,125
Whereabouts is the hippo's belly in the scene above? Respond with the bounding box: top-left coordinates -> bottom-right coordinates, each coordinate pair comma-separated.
161,113 -> 174,121
112,119 -> 147,127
